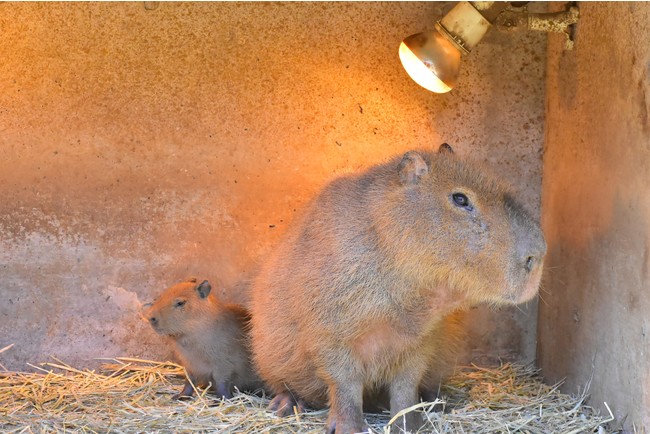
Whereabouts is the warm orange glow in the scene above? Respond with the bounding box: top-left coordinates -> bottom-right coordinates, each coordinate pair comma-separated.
399,42 -> 452,94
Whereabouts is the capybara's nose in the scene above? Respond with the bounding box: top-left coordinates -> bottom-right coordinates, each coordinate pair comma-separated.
523,237 -> 546,273
524,255 -> 537,273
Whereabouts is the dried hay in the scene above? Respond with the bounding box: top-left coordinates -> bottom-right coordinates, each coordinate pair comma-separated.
1,357 -> 614,433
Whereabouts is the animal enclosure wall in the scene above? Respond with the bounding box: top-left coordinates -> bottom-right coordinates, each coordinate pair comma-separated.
0,3 -> 546,373
538,2 -> 650,430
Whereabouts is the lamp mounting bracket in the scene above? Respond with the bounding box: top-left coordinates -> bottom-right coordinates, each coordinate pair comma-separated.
493,3 -> 579,50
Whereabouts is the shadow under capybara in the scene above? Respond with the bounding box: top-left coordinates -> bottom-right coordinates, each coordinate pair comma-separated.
249,144 -> 546,434
145,278 -> 262,399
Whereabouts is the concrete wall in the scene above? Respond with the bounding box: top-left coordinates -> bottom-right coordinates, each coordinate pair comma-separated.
0,3 -> 546,371
538,2 -> 650,431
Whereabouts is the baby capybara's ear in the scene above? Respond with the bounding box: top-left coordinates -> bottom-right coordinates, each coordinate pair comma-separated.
139,302 -> 153,322
195,280 -> 211,299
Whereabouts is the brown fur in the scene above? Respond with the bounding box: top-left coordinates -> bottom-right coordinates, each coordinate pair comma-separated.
363,310 -> 465,413
145,278 -> 262,399
250,146 -> 546,433
418,310 -> 465,402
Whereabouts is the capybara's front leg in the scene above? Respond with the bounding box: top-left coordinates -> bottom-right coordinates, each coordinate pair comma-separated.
389,372 -> 423,434
326,380 -> 366,434
173,379 -> 196,399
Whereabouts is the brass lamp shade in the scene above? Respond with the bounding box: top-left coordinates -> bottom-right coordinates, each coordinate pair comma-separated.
399,29 -> 462,93
399,1 -> 491,93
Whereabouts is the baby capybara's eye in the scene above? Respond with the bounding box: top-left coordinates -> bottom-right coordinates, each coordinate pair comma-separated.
174,299 -> 186,308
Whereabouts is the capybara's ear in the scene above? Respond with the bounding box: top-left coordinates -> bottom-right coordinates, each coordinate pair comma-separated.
398,151 -> 429,185
186,277 -> 198,283
196,280 -> 211,298
438,143 -> 454,154
139,302 -> 153,322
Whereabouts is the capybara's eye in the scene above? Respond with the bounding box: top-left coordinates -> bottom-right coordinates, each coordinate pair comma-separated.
174,299 -> 186,308
451,193 -> 472,210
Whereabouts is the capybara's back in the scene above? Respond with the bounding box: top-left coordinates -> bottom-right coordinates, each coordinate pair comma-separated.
250,146 -> 546,433
146,278 -> 262,399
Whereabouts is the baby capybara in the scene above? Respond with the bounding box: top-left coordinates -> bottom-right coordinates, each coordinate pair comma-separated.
250,144 -> 546,433
145,278 -> 262,399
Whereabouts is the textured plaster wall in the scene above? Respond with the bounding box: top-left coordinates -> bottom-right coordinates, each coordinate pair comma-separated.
538,2 -> 650,430
0,2 -> 546,371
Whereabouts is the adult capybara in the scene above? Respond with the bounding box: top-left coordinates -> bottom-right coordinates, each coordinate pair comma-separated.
250,144 -> 546,434
145,278 -> 262,399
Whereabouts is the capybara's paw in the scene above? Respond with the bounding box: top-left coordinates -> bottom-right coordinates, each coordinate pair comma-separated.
172,381 -> 195,400
268,392 -> 305,417
388,411 -> 424,434
214,381 -> 233,400
326,415 -> 367,434
325,413 -> 369,434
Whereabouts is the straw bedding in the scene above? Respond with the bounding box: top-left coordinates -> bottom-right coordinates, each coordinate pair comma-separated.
0,356 -> 614,433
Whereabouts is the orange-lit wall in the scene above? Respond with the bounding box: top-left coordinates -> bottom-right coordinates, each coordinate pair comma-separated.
0,3 -> 546,370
